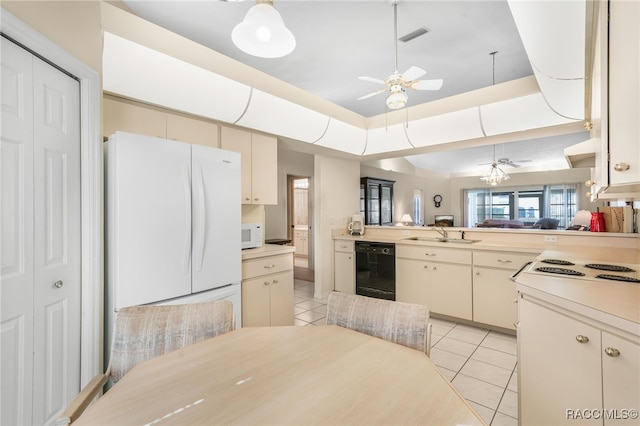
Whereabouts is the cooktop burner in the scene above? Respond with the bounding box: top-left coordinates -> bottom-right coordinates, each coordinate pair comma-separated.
595,274 -> 640,283
585,264 -> 636,273
541,259 -> 575,266
535,266 -> 586,276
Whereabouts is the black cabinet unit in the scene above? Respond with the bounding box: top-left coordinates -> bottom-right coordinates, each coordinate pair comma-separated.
360,177 -> 394,226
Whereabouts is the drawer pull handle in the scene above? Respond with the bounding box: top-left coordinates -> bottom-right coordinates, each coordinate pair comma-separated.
604,347 -> 620,357
497,259 -> 513,263
272,279 -> 278,284
264,281 -> 270,286
264,264 -> 276,269
576,335 -> 589,344
424,253 -> 436,257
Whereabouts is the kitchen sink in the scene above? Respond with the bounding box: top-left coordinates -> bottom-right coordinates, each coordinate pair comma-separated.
403,237 -> 480,244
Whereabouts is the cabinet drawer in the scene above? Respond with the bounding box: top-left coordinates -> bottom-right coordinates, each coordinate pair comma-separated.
242,254 -> 293,279
334,240 -> 354,253
474,251 -> 536,270
396,244 -> 471,264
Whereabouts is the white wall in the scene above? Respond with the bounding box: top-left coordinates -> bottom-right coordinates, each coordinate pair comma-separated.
264,147 -> 314,239
450,167 -> 599,225
361,164 -> 599,227
360,165 -> 450,226
314,155 -> 360,298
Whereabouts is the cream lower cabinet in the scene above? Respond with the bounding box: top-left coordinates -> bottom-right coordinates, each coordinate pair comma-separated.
333,240 -> 355,294
242,253 -> 294,327
472,251 -> 536,330
519,295 -> 640,425
396,245 -> 472,320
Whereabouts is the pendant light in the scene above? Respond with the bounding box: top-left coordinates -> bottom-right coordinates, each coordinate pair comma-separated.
232,0 -> 295,58
480,52 -> 509,186
480,145 -> 510,186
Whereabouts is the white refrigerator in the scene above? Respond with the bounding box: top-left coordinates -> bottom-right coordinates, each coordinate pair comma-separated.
105,131 -> 242,345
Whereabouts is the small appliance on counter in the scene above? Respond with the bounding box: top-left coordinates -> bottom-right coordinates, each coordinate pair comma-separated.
241,222 -> 262,249
348,214 -> 365,236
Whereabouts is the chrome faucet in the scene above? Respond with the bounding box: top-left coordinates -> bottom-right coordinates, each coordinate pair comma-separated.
432,227 -> 448,239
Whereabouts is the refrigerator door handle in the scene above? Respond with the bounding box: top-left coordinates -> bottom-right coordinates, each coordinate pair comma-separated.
182,164 -> 192,275
193,165 -> 206,272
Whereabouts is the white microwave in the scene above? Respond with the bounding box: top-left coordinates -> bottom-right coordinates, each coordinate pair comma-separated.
241,223 -> 262,249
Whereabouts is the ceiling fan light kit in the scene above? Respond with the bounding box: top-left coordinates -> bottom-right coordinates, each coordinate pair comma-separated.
231,0 -> 295,58
357,1 -> 442,110
386,86 -> 408,109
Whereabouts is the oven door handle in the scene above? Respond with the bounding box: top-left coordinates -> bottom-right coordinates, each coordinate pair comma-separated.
510,261 -> 532,282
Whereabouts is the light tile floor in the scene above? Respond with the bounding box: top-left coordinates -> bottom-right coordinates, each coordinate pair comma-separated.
293,279 -> 518,426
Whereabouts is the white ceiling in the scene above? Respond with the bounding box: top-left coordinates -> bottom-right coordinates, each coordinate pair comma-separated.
119,0 -> 590,175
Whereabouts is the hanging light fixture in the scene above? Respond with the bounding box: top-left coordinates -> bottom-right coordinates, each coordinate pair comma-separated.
386,85 -> 408,109
480,145 -> 510,186
479,52 -> 509,186
231,0 -> 295,58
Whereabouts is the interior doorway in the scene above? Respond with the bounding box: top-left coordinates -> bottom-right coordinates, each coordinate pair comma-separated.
288,175 -> 314,282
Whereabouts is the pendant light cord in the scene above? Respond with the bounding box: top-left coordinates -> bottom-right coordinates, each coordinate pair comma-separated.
393,2 -> 399,73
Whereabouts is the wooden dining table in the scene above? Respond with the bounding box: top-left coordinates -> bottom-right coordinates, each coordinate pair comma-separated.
75,325 -> 486,425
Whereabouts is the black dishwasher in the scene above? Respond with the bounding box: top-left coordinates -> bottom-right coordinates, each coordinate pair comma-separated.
355,242 -> 396,300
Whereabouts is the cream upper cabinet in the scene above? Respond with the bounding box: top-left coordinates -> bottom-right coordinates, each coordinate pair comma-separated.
103,96 -> 165,139
166,114 -> 219,148
221,126 -> 277,205
103,96 -> 219,147
607,0 -> 640,190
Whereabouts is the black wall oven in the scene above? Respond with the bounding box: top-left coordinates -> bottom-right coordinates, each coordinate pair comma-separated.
355,242 -> 396,300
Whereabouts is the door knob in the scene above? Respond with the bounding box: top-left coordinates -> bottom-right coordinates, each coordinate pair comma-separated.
53,280 -> 64,288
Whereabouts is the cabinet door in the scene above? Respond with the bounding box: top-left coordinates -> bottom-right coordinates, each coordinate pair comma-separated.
472,267 -> 517,330
602,332 -> 640,425
269,271 -> 294,326
396,258 -> 429,306
241,276 -> 271,327
103,96 -> 165,139
167,114 -> 219,148
220,126 -> 252,204
251,133 -> 277,205
334,251 -> 355,294
519,297 -> 602,425
608,0 -> 640,187
430,263 -> 472,320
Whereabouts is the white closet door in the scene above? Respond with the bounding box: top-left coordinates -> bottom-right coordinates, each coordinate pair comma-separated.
191,145 -> 241,293
32,52 -> 81,424
1,37 -> 81,425
1,36 -> 36,426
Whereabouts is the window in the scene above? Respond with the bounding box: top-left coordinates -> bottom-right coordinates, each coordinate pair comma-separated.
464,184 -> 577,228
413,189 -> 423,225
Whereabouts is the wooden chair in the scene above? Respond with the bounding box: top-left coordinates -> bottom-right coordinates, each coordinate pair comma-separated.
55,300 -> 235,425
326,292 -> 432,355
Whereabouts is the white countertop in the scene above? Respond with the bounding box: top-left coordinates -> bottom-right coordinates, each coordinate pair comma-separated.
241,244 -> 296,260
515,247 -> 640,336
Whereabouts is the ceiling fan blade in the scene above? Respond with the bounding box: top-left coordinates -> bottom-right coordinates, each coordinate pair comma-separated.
401,66 -> 426,82
358,76 -> 386,85
411,79 -> 444,90
357,88 -> 388,100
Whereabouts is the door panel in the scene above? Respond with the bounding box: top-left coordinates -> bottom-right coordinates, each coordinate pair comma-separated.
191,145 -> 241,292
32,54 -> 81,424
1,37 -> 35,426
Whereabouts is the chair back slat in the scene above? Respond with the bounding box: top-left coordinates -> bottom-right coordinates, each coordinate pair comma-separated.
326,292 -> 430,353
110,300 -> 234,383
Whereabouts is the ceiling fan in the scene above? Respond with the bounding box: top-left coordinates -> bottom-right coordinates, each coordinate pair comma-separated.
357,1 -> 443,110
479,157 -> 533,168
